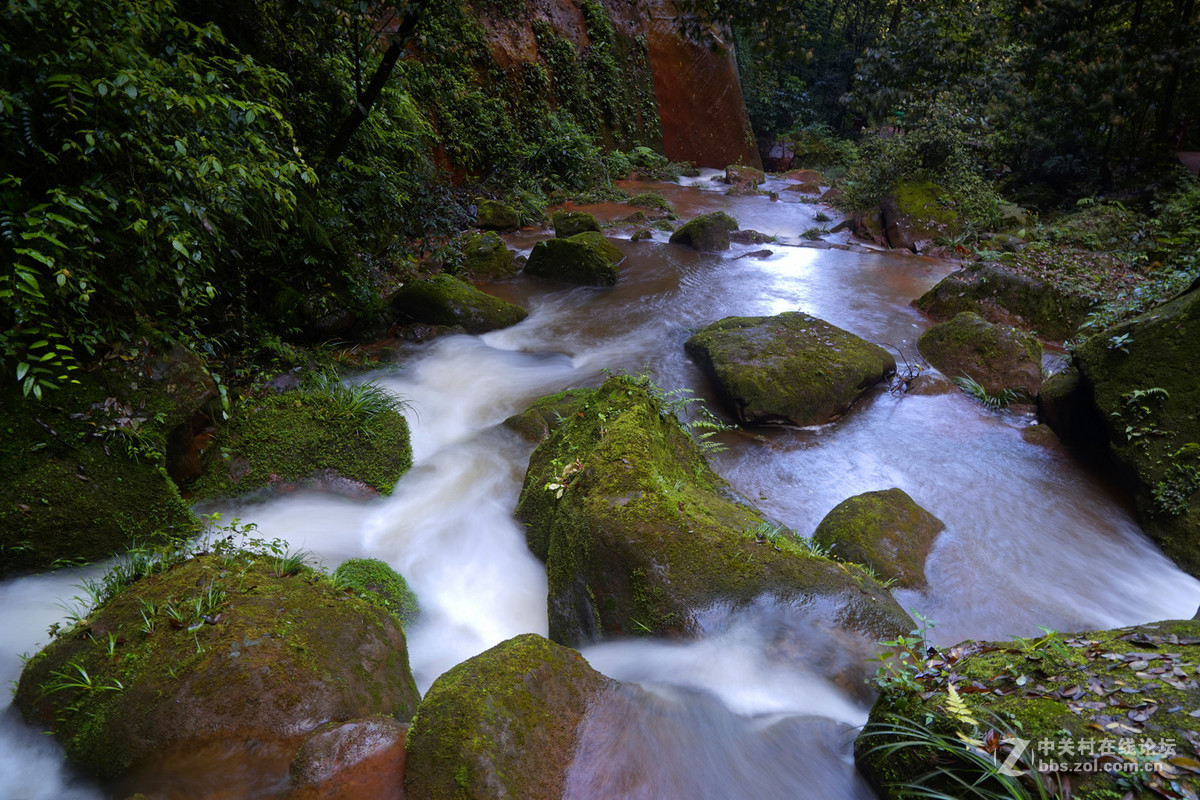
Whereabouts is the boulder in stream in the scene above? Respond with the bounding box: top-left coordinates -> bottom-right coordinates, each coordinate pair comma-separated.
552,210 -> 601,238
525,233 -> 623,286
918,311 -> 1042,400
669,211 -> 740,251
812,489 -> 944,590
515,376 -> 912,645
684,311 -> 896,427
475,200 -> 520,231
1075,282 -> 1200,578
460,231 -> 517,279
15,550 -> 421,780
405,633 -> 612,800
856,618 -> 1200,800
388,273 -> 528,334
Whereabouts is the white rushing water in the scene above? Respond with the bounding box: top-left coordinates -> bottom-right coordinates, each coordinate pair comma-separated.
3,182 -> 1199,798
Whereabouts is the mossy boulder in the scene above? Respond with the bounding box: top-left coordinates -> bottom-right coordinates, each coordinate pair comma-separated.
1075,285 -> 1200,578
685,312 -> 897,427
460,232 -> 517,279
475,200 -> 520,231
918,312 -> 1042,399
502,388 -> 595,442
812,489 -> 944,590
190,387 -> 412,499
915,262 -> 1096,342
334,558 -> 419,626
552,210 -> 601,238
856,618 -> 1200,800
15,551 -> 421,780
388,274 -> 528,334
669,211 -> 740,251
404,633 -> 612,800
524,235 -> 622,286
725,164 -> 765,195
880,180 -> 962,253
515,377 -> 911,645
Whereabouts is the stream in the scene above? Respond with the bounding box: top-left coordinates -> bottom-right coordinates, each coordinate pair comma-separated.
3,171 -> 1199,799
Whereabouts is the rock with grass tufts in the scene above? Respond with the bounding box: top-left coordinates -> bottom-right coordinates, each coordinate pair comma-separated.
669,211 -> 739,251
918,312 -> 1042,400
15,551 -> 420,781
405,633 -> 612,800
812,489 -> 944,590
515,376 -> 912,646
685,312 -> 896,427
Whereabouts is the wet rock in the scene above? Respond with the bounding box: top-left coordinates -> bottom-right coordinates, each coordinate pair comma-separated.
685,312 -> 896,427
503,388 -> 595,442
725,164 -> 765,194
1038,366 -> 1101,444
918,312 -> 1042,399
475,200 -> 520,231
812,489 -> 944,590
515,377 -> 911,645
388,274 -> 528,334
404,633 -> 612,800
1075,284 -> 1200,578
525,234 -> 623,286
914,261 -> 1095,343
856,618 -> 1200,800
552,210 -> 601,238
290,717 -> 407,800
15,552 -> 420,780
460,231 -> 517,279
730,229 -> 773,244
631,228 -> 653,241
668,211 -> 740,251
879,180 -> 962,253
784,168 -> 827,185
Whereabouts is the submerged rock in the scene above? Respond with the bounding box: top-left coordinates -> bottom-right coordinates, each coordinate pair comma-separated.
525,234 -> 623,286
552,210 -> 601,238
812,489 -> 944,590
856,618 -> 1200,800
915,262 -> 1095,343
918,312 -> 1042,399
404,633 -> 612,800
669,211 -> 739,251
388,273 -> 528,334
515,376 -> 911,645
15,551 -> 420,780
685,312 -> 896,427
1075,284 -> 1200,578
460,231 -> 517,279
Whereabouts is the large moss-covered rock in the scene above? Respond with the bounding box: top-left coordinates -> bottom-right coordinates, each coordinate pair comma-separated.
878,180 -> 962,253
668,211 -> 739,251
552,210 -> 601,238
525,235 -> 622,286
389,274 -> 528,334
460,232 -> 517,279
812,489 -> 944,590
915,262 -> 1096,342
475,200 -> 520,231
918,312 -> 1042,399
405,633 -> 612,800
685,312 -> 896,427
1076,284 -> 1200,577
856,618 -> 1200,800
502,388 -> 595,443
191,387 -> 412,499
515,377 -> 911,645
15,551 -> 420,779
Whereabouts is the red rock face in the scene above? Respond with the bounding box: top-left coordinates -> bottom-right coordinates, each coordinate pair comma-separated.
643,0 -> 761,169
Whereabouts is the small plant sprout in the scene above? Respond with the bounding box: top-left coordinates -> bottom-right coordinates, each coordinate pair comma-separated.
545,460 -> 584,499
272,548 -> 315,577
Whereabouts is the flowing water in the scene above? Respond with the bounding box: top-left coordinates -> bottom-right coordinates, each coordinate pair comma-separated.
3,173 -> 1199,798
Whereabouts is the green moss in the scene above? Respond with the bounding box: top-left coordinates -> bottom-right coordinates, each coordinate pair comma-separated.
15,551 -> 420,779
812,489 -> 944,589
551,210 -> 601,238
525,236 -> 620,286
515,376 -> 911,645
502,388 -> 595,442
334,558 -> 419,626
190,389 -> 412,500
459,231 -> 516,278
685,312 -> 897,427
475,200 -> 520,231
404,633 -> 610,800
668,211 -> 739,251
918,312 -> 1043,398
389,273 -> 528,333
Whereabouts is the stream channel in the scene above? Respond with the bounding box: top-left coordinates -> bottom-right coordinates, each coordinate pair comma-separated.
3,172 -> 1199,799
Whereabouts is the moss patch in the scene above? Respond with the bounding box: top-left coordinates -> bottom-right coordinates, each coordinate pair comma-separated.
459,231 -> 517,279
685,312 -> 896,426
918,311 -> 1043,398
502,388 -> 596,443
552,210 -> 601,238
388,274 -> 528,333
524,236 -> 620,286
476,200 -> 520,231
404,633 -> 611,800
334,558 -> 419,627
15,551 -> 420,779
668,211 -> 739,251
514,376 -> 911,645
